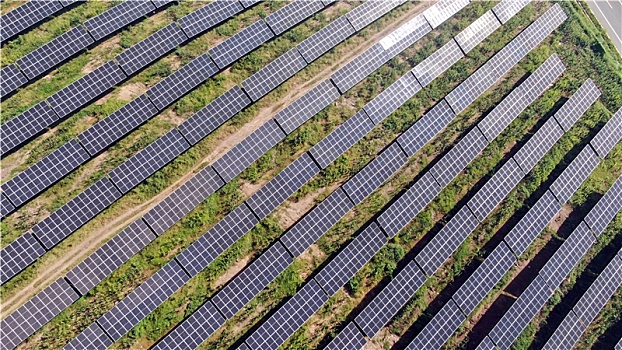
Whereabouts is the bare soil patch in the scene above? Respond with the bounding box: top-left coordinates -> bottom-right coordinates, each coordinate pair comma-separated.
549,204 -> 572,232
118,82 -> 147,101
214,256 -> 251,289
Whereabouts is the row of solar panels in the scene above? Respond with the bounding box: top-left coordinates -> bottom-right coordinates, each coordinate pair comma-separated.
0,0 -> 425,348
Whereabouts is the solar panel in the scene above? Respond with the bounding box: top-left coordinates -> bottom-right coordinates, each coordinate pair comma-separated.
467,159 -> 524,221
296,16 -> 355,63
541,310 -> 584,350
504,190 -> 562,256
1,101 -> 59,157
422,0 -> 470,28
1,193 -> 16,218
178,86 -> 251,145
208,20 -> 274,69
345,0 -> 405,31
280,188 -> 354,257
429,128 -> 489,188
492,0 -> 531,24
108,129 -> 190,193
244,280 -> 328,350
77,94 -> 159,156
314,223 -> 387,296
1,139 -> 90,207
147,54 -> 219,110
0,233 -> 46,285
143,166 -> 224,236
213,120 -> 285,182
308,110 -> 375,169
343,142 -> 408,205
152,301 -> 225,350
397,100 -> 456,157
63,323 -> 113,350
84,0 -> 156,41
590,106 -> 622,159
513,117 -> 565,175
364,72 -> 422,124
178,0 -> 243,38
65,220 -> 156,295
617,337 -> 622,350
454,11 -> 501,54
406,300 -> 465,350
0,278 -> 79,350
16,26 -> 94,79
354,260 -> 426,337
331,43 -> 388,93
477,336 -> 499,350
151,0 -> 175,8
246,153 -> 320,220
176,204 -> 259,277
0,1 -> 63,42
59,0 -> 85,7
241,47 -> 308,101
376,171 -> 441,238
549,147 -> 600,204
212,242 -> 293,318
115,23 -> 188,75
378,14 -> 431,59
265,0 -> 325,35
488,275 -> 552,350
539,222 -> 594,290
554,79 -> 601,131
236,344 -> 250,350
416,206 -> 479,276
1,64 -> 27,97
325,322 -> 367,350
452,242 -> 516,315
274,79 -> 340,134
412,39 -> 464,87
32,178 -> 122,249
94,259 -> 190,341
584,175 -> 622,236
47,61 -> 127,118
572,253 -> 622,324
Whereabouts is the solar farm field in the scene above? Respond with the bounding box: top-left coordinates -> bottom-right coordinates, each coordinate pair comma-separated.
0,1 -> 621,350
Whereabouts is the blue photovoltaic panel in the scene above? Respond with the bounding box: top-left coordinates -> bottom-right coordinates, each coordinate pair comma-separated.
429,128 -> 489,188
572,253 -> 622,324
240,0 -> 261,8
406,300 -> 466,350
280,188 -> 354,257
1,102 -> 59,157
176,204 -> 259,277
1,139 -> 90,207
325,322 -> 366,350
314,223 -> 387,296
467,159 -> 524,221
32,178 -> 122,249
397,100 -> 456,157
342,142 -> 408,205
296,16 -> 355,63
246,153 -> 320,220
549,147 -> 600,204
553,79 -> 600,132
379,14 -> 431,59
590,106 -> 622,159
454,11 -> 501,54
478,336 -> 499,350
245,280 -> 328,350
178,0 -> 243,38
416,206 -> 480,276
1,64 -> 27,97
208,20 -> 274,69
492,0 -> 531,24
84,0 -> 156,41
115,23 -> 188,75
273,79 -> 340,134
212,120 -> 286,182
0,1 -> 63,42
151,0 -> 175,8
411,39 -> 464,87
65,220 -> 156,295
143,166 -> 224,236
1,193 -> 16,218
364,72 -> 422,124
265,0 -> 325,35
584,176 -> 622,236
108,129 -> 190,193
308,110 -> 375,169
346,0 -> 405,31
63,323 -> 113,350
178,86 -> 251,145
47,61 -> 127,118
0,278 -> 79,350
422,0 -> 470,28
59,0 -> 86,6
541,311 -> 585,350
355,260 -> 426,337
331,43 -> 388,93
16,26 -> 94,79
77,94 -> 159,156
377,172 -> 441,238
0,233 -> 46,285
212,242 -> 293,318
152,301 -> 225,350
513,117 -> 565,175
241,48 -> 308,101
147,54 -> 219,110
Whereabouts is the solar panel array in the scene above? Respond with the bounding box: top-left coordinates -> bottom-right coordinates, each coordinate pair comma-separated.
331,43 -> 388,93
590,106 -> 622,159
0,1 -> 64,42
423,0 -> 470,28
364,72 -> 422,124
513,118 -> 565,174
397,100 -> 456,157
265,0 -> 324,35
467,159 -> 524,220
0,233 -> 46,285
412,39 -> 464,87
454,10 -> 501,54
378,14 -> 432,59
324,322 -> 367,350
584,175 -> 622,236
492,0 -> 531,24
346,0 -> 406,31
178,0 -> 243,38
208,20 -> 274,69
83,0 -> 156,41
549,147 -> 600,204
407,300 -> 466,349
554,79 -> 601,131
0,193 -> 16,218
63,323 -> 113,350
1,102 -> 58,157
296,16 -> 355,63
1,64 -> 28,97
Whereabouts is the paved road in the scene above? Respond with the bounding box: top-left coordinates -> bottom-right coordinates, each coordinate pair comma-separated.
586,0 -> 622,54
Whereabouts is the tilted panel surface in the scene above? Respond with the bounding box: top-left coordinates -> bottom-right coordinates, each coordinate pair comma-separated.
454,10 -> 501,53
397,100 -> 456,157
492,0 -> 531,24
467,159 -> 524,221
572,255 -> 622,324
296,16 -> 355,63
63,323 -> 112,350
379,14 -> 431,58
553,78 -> 600,131
0,193 -> 15,218
541,311 -> 585,350
584,175 -> 622,236
411,39 -> 464,87
346,0 -> 405,31
241,48 -> 308,101
324,322 -> 366,350
549,147 -> 600,204
84,0 -> 156,41
590,106 -> 622,159
422,0 -> 470,28
0,1 -> 63,42
513,117 -> 564,174
265,0 -> 325,35
0,233 -> 46,285
208,20 -> 274,69
1,64 -> 27,97
364,72 -> 422,124
406,300 -> 466,350
1,102 -> 59,157
331,43 -> 388,93
178,0 -> 243,38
